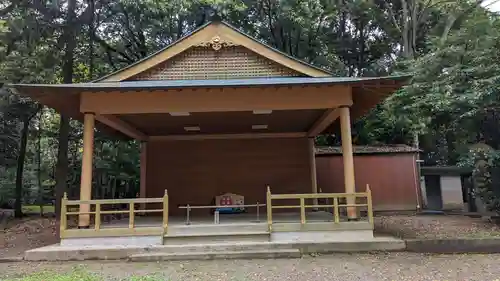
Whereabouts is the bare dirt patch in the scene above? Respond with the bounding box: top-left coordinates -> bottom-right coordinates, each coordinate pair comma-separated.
375,214 -> 500,239
0,217 -> 59,258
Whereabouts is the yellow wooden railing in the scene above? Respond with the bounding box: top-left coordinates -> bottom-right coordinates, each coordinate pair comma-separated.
60,189 -> 168,238
266,184 -> 373,232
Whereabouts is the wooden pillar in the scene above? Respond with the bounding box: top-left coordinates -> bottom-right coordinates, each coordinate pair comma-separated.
309,138 -> 318,206
340,106 -> 356,219
78,113 -> 95,228
139,142 -> 147,210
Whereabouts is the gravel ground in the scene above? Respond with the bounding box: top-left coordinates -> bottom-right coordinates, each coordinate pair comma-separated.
0,218 -> 58,258
1,253 -> 500,281
374,214 -> 500,239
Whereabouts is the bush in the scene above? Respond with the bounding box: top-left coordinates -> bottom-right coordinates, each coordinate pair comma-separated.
461,144 -> 500,215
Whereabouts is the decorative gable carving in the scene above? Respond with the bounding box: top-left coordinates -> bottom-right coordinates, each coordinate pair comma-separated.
195,36 -> 238,51
128,46 -> 304,81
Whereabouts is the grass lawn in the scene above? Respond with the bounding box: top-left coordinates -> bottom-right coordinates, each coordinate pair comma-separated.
2,269 -> 164,281
21,205 -> 55,214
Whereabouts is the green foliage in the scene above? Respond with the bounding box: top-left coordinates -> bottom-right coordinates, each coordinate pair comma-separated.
4,269 -> 101,281
0,0 -> 499,212
460,144 -> 500,215
404,9 -> 500,164
3,268 -> 165,281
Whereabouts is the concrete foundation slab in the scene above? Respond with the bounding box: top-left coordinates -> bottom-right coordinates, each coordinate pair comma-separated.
61,235 -> 162,247
25,244 -> 149,261
27,213 -> 393,261
294,236 -> 406,253
25,236 -> 405,261
164,231 -> 270,245
271,230 -> 373,242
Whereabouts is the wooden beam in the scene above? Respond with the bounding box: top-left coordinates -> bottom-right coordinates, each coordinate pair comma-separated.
309,138 -> 318,207
95,114 -> 148,141
307,108 -> 340,137
78,113 -> 95,228
340,106 -> 357,219
150,132 -> 307,141
80,86 -> 353,115
139,142 -> 147,211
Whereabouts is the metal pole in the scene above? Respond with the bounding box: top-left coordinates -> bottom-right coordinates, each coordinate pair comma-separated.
414,132 -> 423,211
256,202 -> 260,222
186,204 -> 191,225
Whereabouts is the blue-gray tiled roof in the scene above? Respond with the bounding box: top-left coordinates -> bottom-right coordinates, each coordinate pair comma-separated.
10,76 -> 410,91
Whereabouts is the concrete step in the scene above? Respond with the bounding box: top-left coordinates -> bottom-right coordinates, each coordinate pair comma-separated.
128,248 -> 301,261
24,237 -> 405,261
152,241 -> 287,253
163,231 -> 270,245
167,223 -> 268,235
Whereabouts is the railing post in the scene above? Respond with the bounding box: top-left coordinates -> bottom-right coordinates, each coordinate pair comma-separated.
129,202 -> 135,229
163,189 -> 168,234
214,210 -> 219,224
256,201 -> 260,222
95,202 -> 101,230
300,197 -> 306,225
186,204 -> 191,225
60,192 -> 68,237
266,186 -> 272,232
333,197 -> 340,223
366,184 -> 374,228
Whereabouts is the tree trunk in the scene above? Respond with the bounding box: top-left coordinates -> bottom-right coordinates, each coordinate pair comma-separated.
401,0 -> 411,58
37,110 -> 43,217
54,116 -> 70,217
87,0 -> 95,80
410,0 -> 418,57
358,18 -> 365,75
55,0 -> 76,218
14,118 -> 30,218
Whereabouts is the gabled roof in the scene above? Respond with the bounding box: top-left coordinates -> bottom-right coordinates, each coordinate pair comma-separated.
14,76 -> 409,90
10,75 -> 410,130
95,21 -> 331,82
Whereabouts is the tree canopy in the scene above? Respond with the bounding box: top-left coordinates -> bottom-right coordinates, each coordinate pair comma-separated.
0,0 -> 499,215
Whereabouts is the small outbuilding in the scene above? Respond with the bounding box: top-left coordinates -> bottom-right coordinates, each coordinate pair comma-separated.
420,166 -> 473,211
316,145 -> 421,212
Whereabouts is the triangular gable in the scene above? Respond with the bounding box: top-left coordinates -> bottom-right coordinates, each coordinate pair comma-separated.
97,21 -> 330,82
128,45 -> 303,80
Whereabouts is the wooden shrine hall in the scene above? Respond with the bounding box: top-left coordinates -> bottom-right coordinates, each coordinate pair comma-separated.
10,20 -> 408,245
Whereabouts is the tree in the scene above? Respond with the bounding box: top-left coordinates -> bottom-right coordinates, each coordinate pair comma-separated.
403,8 -> 500,164
0,0 -> 499,221
54,0 -> 77,218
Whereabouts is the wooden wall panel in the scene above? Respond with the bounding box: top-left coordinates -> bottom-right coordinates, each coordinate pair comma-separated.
146,138 -> 312,215
316,154 -> 420,211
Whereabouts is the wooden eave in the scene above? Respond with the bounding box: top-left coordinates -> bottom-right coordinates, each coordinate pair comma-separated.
10,74 -> 409,139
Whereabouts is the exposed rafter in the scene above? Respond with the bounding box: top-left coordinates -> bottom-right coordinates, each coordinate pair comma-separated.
95,114 -> 148,141
307,108 -> 340,137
